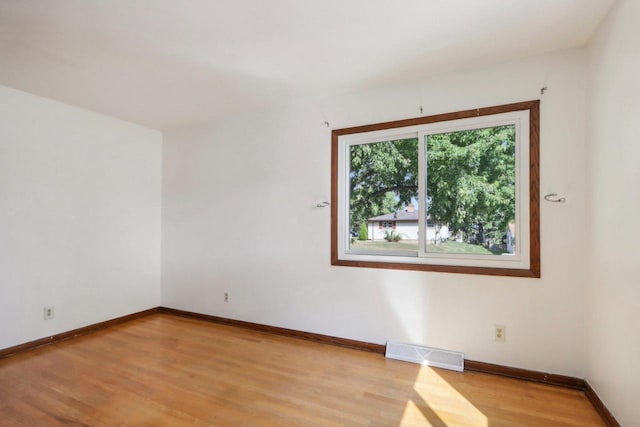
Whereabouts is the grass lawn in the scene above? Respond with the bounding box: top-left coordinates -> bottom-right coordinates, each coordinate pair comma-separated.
350,239 -> 421,252
350,239 -> 504,255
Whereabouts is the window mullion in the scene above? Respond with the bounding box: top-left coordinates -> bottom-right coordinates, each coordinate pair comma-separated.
418,131 -> 427,258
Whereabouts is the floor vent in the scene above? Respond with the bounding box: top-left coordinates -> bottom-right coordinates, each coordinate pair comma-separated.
385,341 -> 465,372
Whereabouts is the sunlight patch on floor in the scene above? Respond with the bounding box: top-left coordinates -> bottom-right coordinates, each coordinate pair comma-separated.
400,365 -> 488,426
399,400 -> 437,426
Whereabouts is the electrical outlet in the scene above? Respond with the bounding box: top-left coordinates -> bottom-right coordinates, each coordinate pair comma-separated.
44,306 -> 54,320
224,292 -> 229,303
495,325 -> 506,342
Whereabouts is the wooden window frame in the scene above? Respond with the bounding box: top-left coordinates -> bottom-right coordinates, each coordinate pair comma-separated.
331,100 -> 540,278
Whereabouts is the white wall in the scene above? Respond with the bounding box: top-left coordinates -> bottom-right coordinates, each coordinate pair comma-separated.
162,49 -> 590,377
0,86 -> 162,350
586,1 -> 640,425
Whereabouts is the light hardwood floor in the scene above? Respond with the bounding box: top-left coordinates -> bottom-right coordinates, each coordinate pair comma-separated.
0,314 -> 604,426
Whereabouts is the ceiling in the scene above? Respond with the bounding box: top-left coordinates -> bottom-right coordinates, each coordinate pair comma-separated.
0,0 -> 614,130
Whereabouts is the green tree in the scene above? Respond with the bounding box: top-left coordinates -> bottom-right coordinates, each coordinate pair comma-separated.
358,222 -> 368,241
426,125 -> 515,245
348,125 -> 515,247
349,138 -> 418,231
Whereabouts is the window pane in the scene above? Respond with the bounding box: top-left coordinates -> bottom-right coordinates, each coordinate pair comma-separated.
425,125 -> 516,256
348,138 -> 419,253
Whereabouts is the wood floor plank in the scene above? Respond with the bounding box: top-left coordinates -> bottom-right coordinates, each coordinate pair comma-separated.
0,314 -> 605,426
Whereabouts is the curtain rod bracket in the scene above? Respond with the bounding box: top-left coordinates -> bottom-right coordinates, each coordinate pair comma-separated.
544,193 -> 565,203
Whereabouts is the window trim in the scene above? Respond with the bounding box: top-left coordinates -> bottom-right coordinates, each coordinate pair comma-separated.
330,100 -> 540,278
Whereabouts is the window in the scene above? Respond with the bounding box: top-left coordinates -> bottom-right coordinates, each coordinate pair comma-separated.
331,101 -> 540,277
